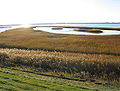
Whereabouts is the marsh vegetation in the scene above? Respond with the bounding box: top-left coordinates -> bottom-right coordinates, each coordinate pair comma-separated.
0,48 -> 120,81
74,29 -> 103,33
0,27 -> 120,55
0,27 -> 120,90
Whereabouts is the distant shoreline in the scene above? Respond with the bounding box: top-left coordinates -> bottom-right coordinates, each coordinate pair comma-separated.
1,22 -> 120,26
32,22 -> 120,25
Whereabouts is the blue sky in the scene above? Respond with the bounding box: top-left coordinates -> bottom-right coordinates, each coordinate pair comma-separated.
0,0 -> 120,24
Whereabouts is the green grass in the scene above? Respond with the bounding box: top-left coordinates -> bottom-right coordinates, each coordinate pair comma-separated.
0,67 -> 95,91
0,67 -> 120,91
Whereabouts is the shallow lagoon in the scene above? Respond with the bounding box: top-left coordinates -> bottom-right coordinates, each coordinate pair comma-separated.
34,27 -> 120,35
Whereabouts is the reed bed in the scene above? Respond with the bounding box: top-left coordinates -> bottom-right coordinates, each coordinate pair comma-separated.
0,48 -> 120,81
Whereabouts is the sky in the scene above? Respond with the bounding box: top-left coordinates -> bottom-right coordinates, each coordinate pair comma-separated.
0,0 -> 120,24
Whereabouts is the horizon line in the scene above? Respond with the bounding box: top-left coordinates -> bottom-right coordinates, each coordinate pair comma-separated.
1,22 -> 120,25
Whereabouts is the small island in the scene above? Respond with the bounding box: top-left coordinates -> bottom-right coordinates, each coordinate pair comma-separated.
74,29 -> 103,33
51,27 -> 63,30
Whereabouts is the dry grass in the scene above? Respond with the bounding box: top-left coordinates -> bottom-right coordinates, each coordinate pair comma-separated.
0,28 -> 120,56
0,27 -> 120,81
0,48 -> 120,81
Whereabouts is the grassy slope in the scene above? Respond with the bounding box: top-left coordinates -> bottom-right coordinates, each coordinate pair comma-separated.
0,67 -> 94,91
0,67 -> 120,91
0,28 -> 120,55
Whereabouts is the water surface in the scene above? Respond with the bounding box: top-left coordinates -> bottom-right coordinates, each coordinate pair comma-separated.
34,27 -> 120,35
1,24 -> 120,35
33,23 -> 120,28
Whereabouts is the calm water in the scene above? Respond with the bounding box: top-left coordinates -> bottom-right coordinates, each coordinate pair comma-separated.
33,23 -> 120,28
0,24 -> 120,35
0,26 -> 22,32
34,27 -> 120,35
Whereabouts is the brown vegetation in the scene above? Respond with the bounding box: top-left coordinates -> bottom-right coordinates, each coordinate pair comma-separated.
74,29 -> 103,33
0,27 -> 120,81
0,48 -> 120,81
0,28 -> 120,56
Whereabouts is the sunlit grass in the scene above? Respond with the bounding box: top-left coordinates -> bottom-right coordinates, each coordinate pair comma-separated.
0,68 -> 92,91
0,27 -> 120,82
0,48 -> 120,81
